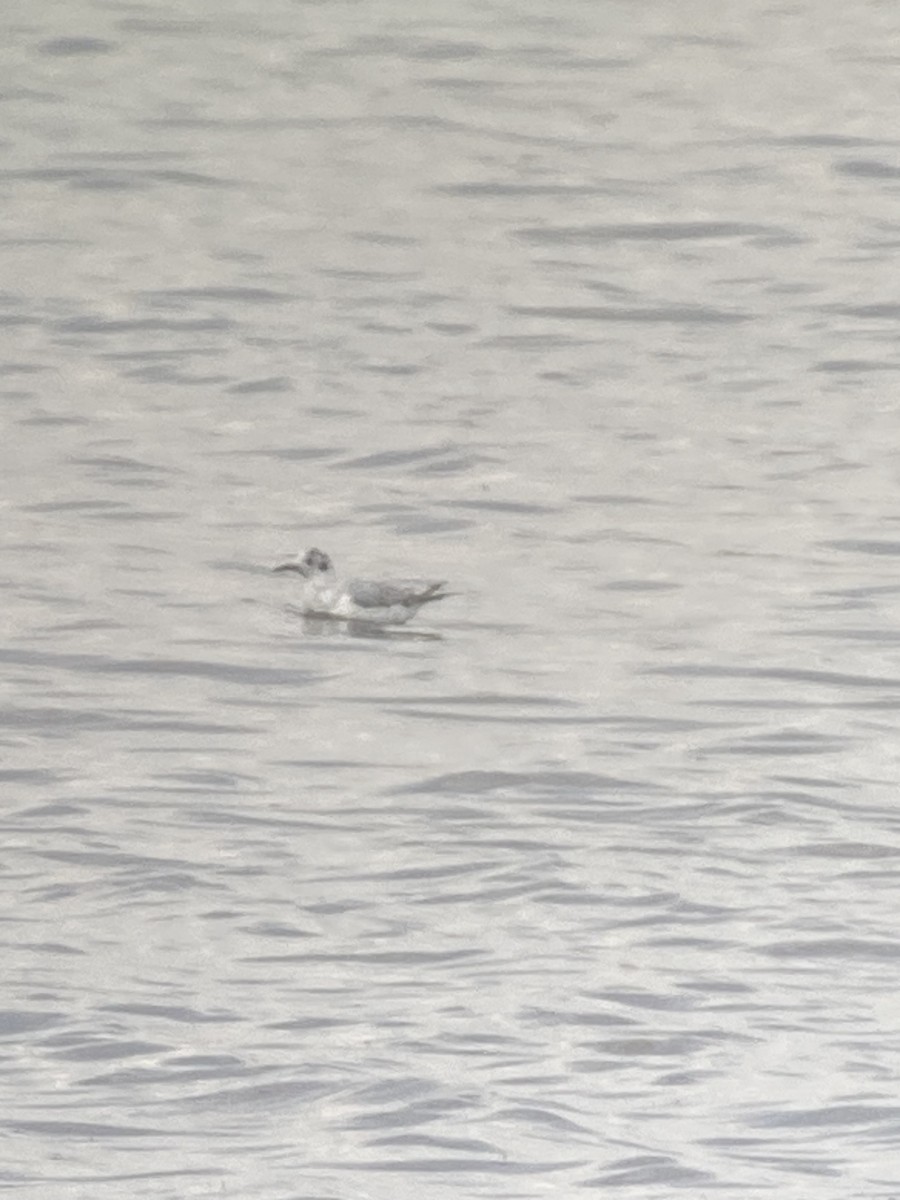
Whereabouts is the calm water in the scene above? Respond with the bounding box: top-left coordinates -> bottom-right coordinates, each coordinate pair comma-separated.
4,1 -> 900,1197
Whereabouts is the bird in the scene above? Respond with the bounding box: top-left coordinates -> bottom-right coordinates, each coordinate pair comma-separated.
273,547 -> 450,625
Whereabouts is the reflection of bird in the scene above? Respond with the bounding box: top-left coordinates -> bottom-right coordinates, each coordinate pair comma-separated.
273,548 -> 450,625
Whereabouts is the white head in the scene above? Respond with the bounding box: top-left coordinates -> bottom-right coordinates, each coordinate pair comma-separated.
274,547 -> 334,577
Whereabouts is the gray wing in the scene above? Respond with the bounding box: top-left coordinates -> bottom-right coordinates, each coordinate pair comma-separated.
348,577 -> 446,608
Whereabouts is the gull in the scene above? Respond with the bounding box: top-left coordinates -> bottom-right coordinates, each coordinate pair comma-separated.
273,547 -> 450,625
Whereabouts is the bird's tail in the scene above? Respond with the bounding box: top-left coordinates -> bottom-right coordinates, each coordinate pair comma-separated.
410,582 -> 451,607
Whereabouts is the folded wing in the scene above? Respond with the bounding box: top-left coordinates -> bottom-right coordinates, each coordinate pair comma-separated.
348,578 -> 448,609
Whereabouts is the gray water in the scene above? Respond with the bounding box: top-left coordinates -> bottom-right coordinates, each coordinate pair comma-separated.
4,1 -> 900,1197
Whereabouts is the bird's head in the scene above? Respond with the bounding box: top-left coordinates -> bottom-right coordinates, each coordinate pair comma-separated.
273,547 -> 334,577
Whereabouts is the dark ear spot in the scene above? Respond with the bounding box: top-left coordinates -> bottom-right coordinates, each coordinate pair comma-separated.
303,548 -> 332,573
